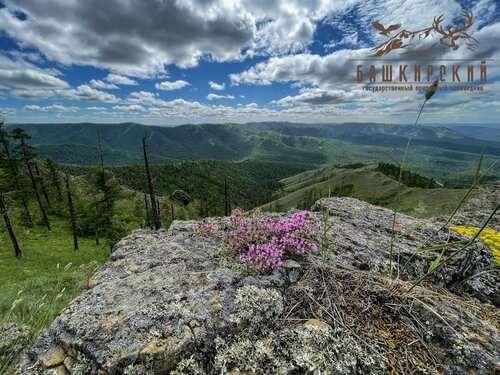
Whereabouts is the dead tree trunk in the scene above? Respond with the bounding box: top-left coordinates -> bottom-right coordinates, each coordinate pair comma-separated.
34,163 -> 51,208
97,134 -> 112,229
143,192 -> 152,229
0,130 -> 33,226
224,176 -> 229,216
142,136 -> 161,230
64,175 -> 79,250
0,193 -> 22,258
47,158 -> 62,201
19,138 -> 50,230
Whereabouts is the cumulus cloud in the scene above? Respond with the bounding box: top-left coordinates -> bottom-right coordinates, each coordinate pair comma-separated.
62,85 -> 119,102
128,91 -> 162,105
105,74 -> 138,86
23,104 -> 79,113
275,88 -> 374,106
86,106 -> 108,112
206,93 -> 235,100
11,85 -> 119,103
113,104 -> 145,112
89,79 -> 119,90
230,49 -> 370,87
209,81 -> 225,90
0,0 -> 257,76
0,0 -> 358,76
0,54 -> 69,91
155,80 -> 190,91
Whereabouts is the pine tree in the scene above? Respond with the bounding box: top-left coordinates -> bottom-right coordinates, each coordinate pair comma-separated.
0,120 -> 33,226
12,128 -> 50,230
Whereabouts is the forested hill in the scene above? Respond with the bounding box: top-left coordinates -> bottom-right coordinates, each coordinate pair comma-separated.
7,122 -> 500,185
7,121 -> 500,159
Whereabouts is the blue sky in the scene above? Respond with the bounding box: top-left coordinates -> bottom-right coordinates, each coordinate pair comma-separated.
0,0 -> 498,125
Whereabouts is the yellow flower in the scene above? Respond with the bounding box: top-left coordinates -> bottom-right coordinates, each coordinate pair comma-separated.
451,226 -> 500,265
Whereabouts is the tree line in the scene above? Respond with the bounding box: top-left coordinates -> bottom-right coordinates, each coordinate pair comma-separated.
0,120 -> 240,258
376,163 -> 439,189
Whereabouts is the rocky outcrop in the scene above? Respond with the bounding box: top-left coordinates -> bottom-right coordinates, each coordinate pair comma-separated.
15,197 -> 499,375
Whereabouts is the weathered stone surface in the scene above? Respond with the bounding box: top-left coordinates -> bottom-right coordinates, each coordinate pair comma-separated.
312,196 -> 499,305
15,196 -> 500,375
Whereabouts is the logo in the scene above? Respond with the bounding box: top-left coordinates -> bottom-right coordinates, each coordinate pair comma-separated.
352,10 -> 490,92
371,11 -> 479,56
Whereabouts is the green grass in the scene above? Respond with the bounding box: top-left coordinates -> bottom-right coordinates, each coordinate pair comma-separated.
0,218 -> 109,374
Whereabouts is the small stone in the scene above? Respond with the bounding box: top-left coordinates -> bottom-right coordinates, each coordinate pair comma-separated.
304,319 -> 331,330
41,347 -> 67,368
55,365 -> 69,375
63,356 -> 74,370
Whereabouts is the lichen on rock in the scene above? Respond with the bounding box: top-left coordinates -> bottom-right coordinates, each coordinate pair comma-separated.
13,196 -> 500,375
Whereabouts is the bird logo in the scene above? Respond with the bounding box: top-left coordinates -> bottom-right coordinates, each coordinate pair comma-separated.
371,21 -> 401,37
370,12 -> 479,56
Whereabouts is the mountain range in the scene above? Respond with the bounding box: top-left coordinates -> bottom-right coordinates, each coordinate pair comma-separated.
6,121 -> 500,185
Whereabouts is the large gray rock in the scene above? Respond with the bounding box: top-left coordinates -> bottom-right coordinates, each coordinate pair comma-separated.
15,197 -> 499,375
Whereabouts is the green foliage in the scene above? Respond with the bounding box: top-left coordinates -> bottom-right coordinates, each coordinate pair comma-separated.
77,167 -> 127,248
63,160 -> 311,214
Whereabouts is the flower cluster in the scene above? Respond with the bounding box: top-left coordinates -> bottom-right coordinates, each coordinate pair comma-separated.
225,209 -> 320,271
451,226 -> 500,265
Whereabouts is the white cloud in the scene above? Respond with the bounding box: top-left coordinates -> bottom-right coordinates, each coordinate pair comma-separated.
155,80 -> 190,91
128,91 -> 162,105
23,104 -> 79,113
62,85 -> 119,102
230,49 -> 370,88
206,93 -> 235,100
0,54 -> 69,91
113,104 -> 145,112
89,79 -> 119,90
0,107 -> 17,117
87,106 -> 108,111
105,74 -> 138,86
275,88 -> 374,106
208,81 -> 225,90
0,0 -> 257,76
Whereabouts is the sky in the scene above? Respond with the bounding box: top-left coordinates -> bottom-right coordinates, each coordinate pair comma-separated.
0,0 -> 498,125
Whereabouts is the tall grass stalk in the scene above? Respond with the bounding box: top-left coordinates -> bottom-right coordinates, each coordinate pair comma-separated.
401,154 -> 499,273
389,80 -> 438,277
407,202 -> 499,293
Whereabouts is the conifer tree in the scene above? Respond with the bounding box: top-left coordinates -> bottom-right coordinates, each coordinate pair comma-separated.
12,128 -> 50,230
0,120 -> 33,226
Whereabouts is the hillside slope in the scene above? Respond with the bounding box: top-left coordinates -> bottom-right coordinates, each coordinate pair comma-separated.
264,164 -> 473,217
